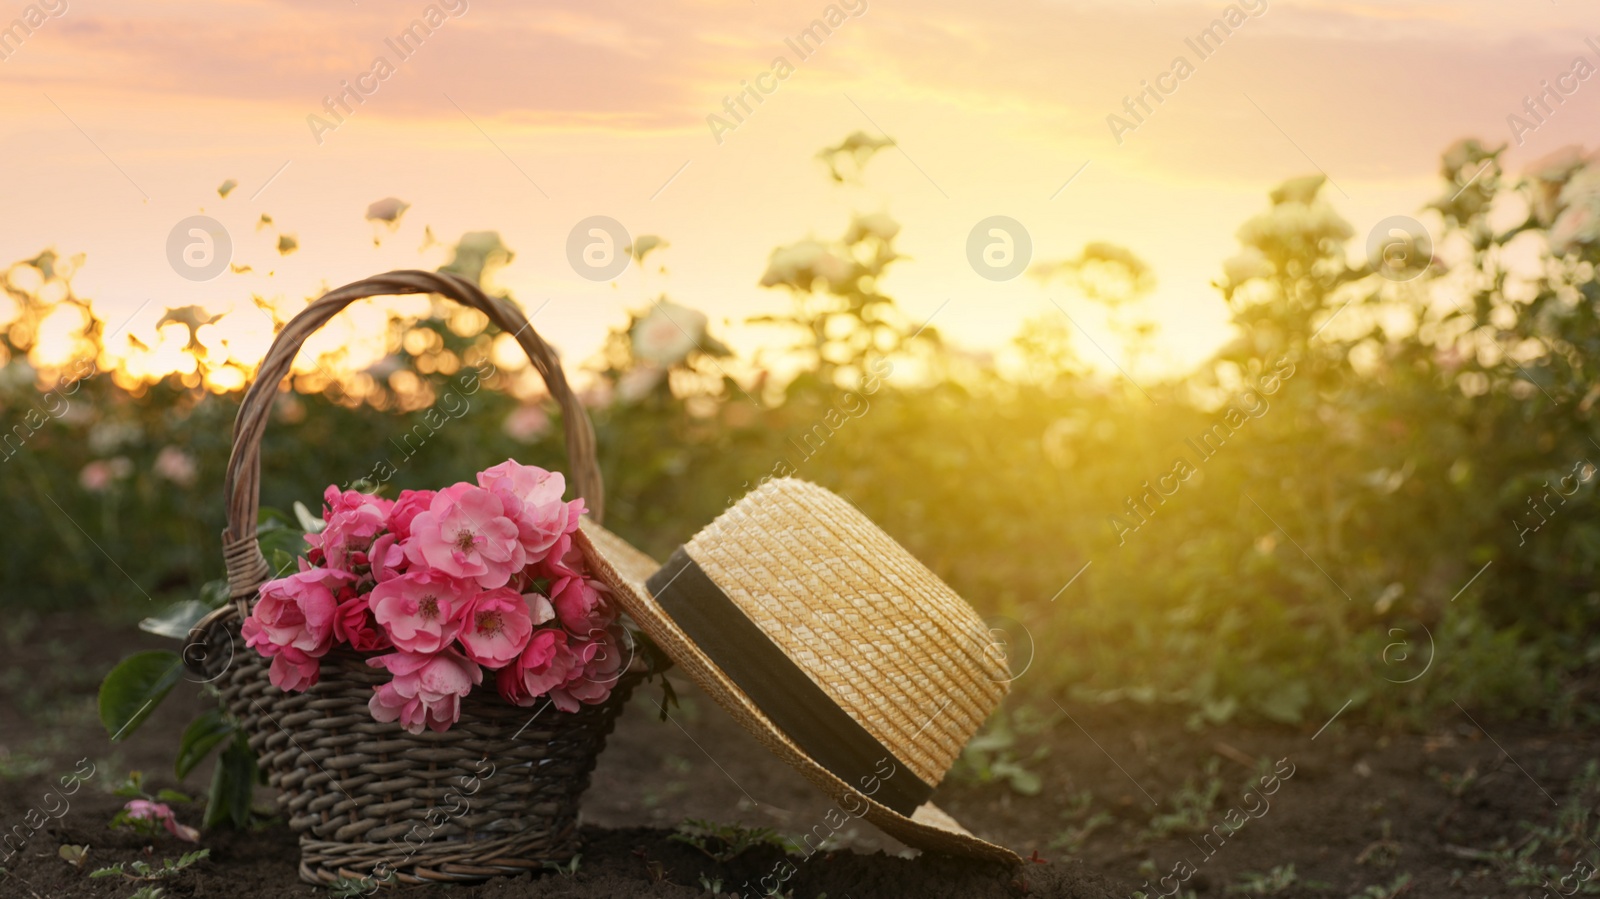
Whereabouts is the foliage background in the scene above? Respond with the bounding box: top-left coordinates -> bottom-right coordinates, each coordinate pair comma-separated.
4,136 -> 1598,732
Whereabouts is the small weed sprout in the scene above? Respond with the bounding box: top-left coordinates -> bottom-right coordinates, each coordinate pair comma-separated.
90,849 -> 210,884
671,818 -> 791,863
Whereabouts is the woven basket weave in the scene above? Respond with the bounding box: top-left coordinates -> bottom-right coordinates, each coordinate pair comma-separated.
186,270 -> 642,886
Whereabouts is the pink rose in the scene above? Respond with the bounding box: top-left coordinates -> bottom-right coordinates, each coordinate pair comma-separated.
495,629 -> 575,706
308,486 -> 391,573
243,568 -> 346,658
122,799 -> 200,843
325,484 -> 395,519
542,537 -> 575,576
387,489 -> 437,540
457,587 -> 534,669
476,461 -> 576,563
367,649 -> 482,734
404,484 -> 526,588
550,575 -> 616,634
550,627 -> 630,712
370,569 -> 470,654
268,647 -> 321,692
542,534 -> 586,579
334,594 -> 391,654
524,591 -> 556,627
477,460 -> 565,509
369,532 -> 406,583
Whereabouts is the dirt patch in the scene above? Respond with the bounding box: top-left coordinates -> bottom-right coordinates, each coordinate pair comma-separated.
0,775 -> 1121,898
1,614 -> 1594,898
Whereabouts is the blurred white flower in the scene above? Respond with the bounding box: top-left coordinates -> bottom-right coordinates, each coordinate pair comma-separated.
579,377 -> 614,411
617,364 -> 664,403
1223,246 -> 1275,284
441,231 -> 513,285
1236,198 -> 1353,254
502,404 -> 551,443
88,420 -> 140,455
1526,146 -> 1587,185
631,300 -> 706,367
80,456 -> 132,492
759,240 -> 850,291
844,212 -> 900,243
153,446 -> 198,487
1550,167 -> 1600,255
1525,147 -> 1589,226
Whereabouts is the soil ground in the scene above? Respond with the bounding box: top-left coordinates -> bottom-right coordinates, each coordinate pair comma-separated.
1,612 -> 1594,898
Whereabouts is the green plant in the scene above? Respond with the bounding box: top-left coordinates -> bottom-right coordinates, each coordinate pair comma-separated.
1348,872 -> 1412,899
1355,820 -> 1402,867
1050,810 -> 1112,854
542,854 -> 582,878
950,712 -> 1047,797
1142,759 -> 1224,840
96,519 -> 297,832
89,849 -> 210,884
1049,789 -> 1112,853
1226,864 -> 1316,895
671,818 -> 790,863
1500,761 -> 1600,890
6,133 -> 1599,739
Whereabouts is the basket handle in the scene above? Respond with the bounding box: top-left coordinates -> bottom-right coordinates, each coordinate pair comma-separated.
217,270 -> 604,620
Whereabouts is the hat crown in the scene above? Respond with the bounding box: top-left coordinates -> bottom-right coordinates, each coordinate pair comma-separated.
684,479 -> 1009,787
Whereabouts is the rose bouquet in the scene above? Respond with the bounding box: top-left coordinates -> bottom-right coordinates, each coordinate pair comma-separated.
242,459 -> 630,734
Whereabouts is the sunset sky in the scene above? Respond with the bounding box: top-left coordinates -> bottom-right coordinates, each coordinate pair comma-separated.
2,0 -> 1597,380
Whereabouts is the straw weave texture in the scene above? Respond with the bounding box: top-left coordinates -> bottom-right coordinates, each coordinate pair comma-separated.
577,479 -> 1021,865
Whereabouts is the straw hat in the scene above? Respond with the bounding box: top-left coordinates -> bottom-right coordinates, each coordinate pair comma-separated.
578,478 -> 1020,865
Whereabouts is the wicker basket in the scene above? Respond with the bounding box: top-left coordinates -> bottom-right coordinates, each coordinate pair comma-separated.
186,270 -> 643,886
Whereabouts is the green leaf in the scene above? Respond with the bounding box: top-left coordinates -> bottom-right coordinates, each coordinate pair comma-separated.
204,732 -> 256,829
138,600 -> 212,640
112,772 -> 144,798
155,789 -> 192,804
99,651 -> 184,742
1201,696 -> 1239,725
175,709 -> 234,781
992,759 -> 1043,796
199,578 -> 231,609
268,548 -> 296,578
966,729 -> 1015,754
1256,680 -> 1311,725
170,849 -> 210,870
256,509 -> 308,573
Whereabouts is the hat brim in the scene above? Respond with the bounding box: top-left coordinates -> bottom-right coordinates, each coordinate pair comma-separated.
576,520 -> 1022,867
